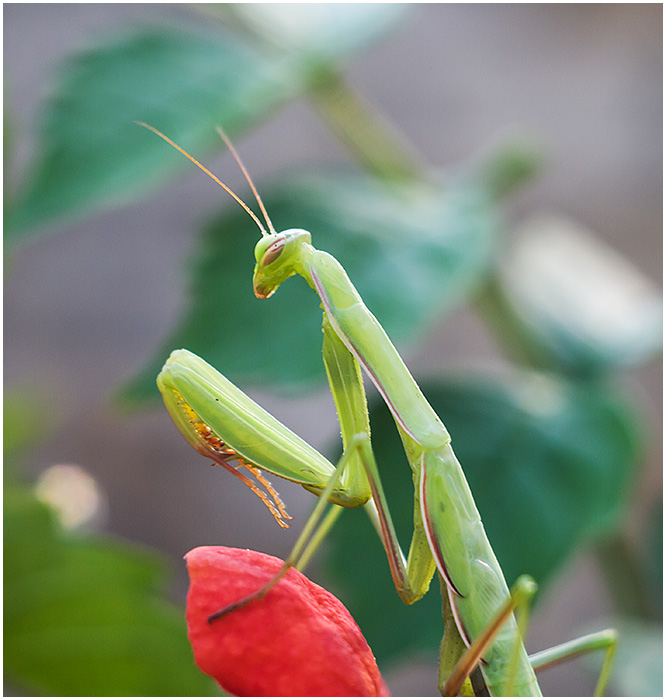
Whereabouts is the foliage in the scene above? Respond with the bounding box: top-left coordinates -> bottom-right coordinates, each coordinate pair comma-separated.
4,473 -> 220,696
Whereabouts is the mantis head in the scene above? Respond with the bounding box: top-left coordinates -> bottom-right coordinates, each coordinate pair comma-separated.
253,229 -> 312,299
136,124 -> 313,300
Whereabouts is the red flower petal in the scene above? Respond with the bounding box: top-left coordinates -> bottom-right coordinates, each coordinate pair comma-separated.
185,546 -> 389,697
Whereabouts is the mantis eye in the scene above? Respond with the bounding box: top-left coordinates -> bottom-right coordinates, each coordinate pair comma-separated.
261,238 -> 286,266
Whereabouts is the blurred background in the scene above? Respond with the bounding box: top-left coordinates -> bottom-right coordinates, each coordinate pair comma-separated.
4,4 -> 662,696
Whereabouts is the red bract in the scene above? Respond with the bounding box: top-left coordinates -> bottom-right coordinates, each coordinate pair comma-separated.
185,546 -> 389,697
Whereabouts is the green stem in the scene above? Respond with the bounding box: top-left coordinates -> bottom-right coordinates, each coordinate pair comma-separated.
474,273 -> 554,372
308,67 -> 425,184
193,5 -> 425,183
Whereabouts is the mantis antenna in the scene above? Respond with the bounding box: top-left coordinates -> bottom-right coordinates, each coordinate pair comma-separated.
215,126 -> 277,235
136,121 -> 270,237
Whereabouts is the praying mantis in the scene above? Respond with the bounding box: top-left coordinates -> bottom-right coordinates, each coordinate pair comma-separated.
141,123 -> 617,696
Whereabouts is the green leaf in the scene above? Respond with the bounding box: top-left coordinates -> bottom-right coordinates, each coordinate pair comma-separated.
221,3 -> 408,63
8,27 -> 298,240
4,481 -> 220,696
4,390 -> 58,461
498,215 -> 662,375
607,618 -> 663,697
122,169 -> 497,403
324,372 -> 642,665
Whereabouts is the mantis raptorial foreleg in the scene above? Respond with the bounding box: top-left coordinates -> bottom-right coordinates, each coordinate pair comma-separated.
207,433 -> 356,622
203,307 -> 438,617
143,123 -> 617,696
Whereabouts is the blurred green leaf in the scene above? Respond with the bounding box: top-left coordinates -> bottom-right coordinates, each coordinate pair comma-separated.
4,481 -> 220,696
221,3 -> 408,63
7,3 -> 409,243
497,215 -> 662,375
7,28 -> 299,240
121,169 -> 497,402
324,371 -> 642,665
607,618 -> 663,697
4,390 -> 58,461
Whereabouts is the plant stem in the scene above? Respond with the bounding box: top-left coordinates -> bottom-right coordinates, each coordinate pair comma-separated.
473,273 -> 555,372
308,67 -> 425,184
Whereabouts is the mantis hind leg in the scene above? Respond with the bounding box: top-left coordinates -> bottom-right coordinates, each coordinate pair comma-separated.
440,575 -> 538,697
529,629 -> 618,697
439,572 -> 617,697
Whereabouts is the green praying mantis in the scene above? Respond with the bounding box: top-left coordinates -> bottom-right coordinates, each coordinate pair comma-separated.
141,123 -> 617,696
